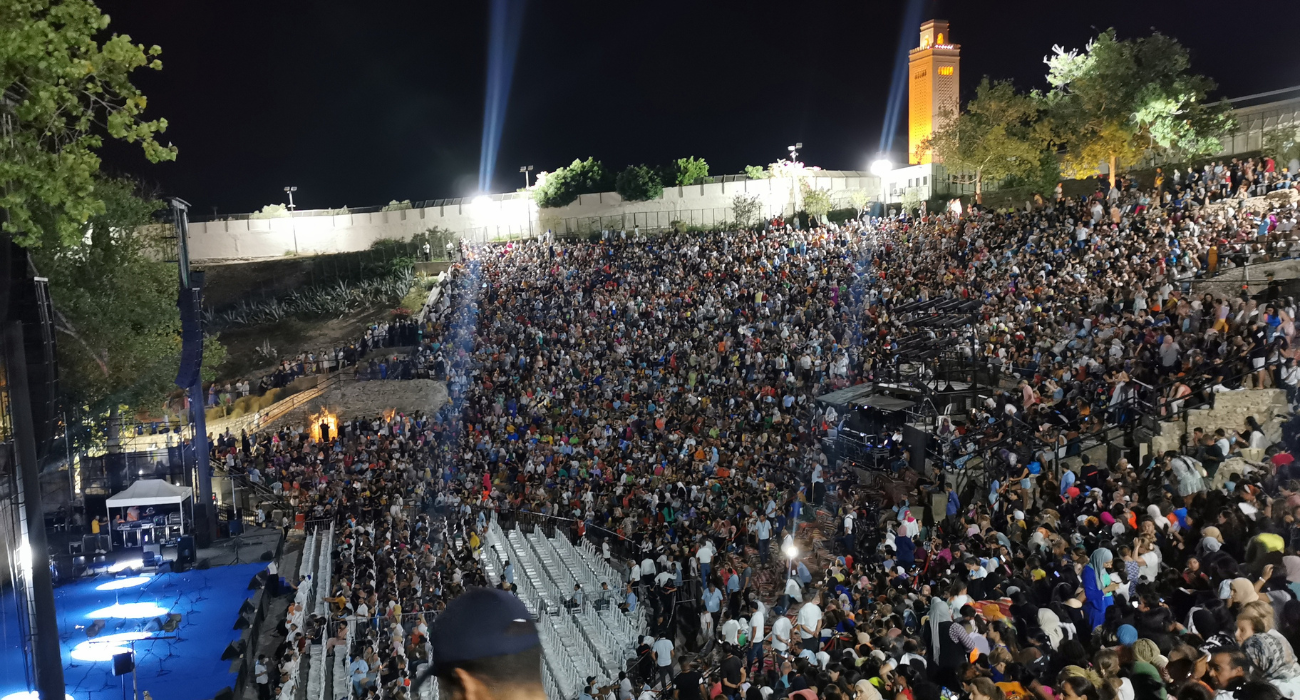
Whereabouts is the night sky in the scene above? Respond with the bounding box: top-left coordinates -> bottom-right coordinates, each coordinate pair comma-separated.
96,0 -> 1300,216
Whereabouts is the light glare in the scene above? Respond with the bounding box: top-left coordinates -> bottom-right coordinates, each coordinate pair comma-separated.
69,631 -> 154,662
87,602 -> 169,619
96,576 -> 151,591
107,559 -> 142,573
870,159 -> 893,176
471,195 -> 492,206
2,691 -> 76,700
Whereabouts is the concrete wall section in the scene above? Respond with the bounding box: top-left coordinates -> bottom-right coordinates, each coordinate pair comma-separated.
188,174 -> 881,262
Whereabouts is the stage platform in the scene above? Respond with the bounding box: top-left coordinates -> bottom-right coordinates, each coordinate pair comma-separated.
1,560 -> 271,700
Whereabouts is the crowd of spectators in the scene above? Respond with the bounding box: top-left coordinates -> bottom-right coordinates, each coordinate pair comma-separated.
224,164 -> 1300,700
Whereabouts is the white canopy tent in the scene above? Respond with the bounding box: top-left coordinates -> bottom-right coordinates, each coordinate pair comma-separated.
106,479 -> 193,507
105,479 -> 193,551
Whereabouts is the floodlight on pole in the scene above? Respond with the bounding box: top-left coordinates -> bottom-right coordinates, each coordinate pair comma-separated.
787,143 -> 803,161
520,165 -> 534,188
283,186 -> 298,211
870,159 -> 893,176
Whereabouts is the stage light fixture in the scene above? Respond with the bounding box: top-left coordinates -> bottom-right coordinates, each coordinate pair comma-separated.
95,576 -> 151,591
870,159 -> 893,176
471,195 -> 492,207
87,602 -> 170,619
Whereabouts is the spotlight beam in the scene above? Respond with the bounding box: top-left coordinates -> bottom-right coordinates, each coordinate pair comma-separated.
479,0 -> 528,193
880,0 -> 926,155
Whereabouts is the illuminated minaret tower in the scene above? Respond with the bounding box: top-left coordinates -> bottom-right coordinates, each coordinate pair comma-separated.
908,19 -> 960,165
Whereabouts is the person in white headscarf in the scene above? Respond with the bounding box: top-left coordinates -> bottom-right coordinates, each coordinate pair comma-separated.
1038,608 -> 1064,650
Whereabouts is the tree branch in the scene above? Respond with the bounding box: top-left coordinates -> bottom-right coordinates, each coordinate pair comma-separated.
53,309 -> 109,377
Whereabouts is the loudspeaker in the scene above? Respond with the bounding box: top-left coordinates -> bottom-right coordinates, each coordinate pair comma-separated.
220,640 -> 245,660
240,599 -> 257,616
248,570 -> 268,590
15,254 -> 60,461
214,687 -> 234,700
260,551 -> 274,562
233,611 -> 253,630
196,559 -> 210,570
173,560 -> 191,573
113,651 -> 135,676
177,535 -> 196,564
176,282 -> 205,389
86,620 -> 106,638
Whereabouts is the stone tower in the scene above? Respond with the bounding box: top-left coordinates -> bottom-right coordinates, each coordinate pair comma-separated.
908,19 -> 961,165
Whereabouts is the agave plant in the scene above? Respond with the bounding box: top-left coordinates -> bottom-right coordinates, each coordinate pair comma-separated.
254,339 -> 277,360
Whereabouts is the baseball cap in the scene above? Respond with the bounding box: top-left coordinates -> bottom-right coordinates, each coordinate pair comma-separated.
430,588 -> 540,672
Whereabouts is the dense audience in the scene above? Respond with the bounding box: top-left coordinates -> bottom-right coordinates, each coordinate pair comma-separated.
225,164 -> 1300,700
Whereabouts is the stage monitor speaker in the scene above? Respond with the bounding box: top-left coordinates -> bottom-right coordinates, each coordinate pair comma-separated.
86,620 -> 106,638
214,687 -> 234,700
177,535 -> 196,564
240,599 -> 257,616
260,551 -> 274,562
220,640 -> 245,661
113,651 -> 135,676
233,611 -> 255,630
196,559 -> 210,570
248,570 -> 268,590
173,560 -> 191,573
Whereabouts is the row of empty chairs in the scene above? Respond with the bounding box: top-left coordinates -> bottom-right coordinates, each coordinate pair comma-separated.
308,524 -> 335,700
480,515 -> 647,700
281,530 -> 321,700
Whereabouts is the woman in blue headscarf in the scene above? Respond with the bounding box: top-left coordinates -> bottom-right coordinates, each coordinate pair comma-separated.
1083,547 -> 1120,628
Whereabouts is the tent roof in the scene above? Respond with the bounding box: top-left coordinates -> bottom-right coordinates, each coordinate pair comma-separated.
816,383 -> 876,406
106,479 -> 193,507
816,384 -> 917,412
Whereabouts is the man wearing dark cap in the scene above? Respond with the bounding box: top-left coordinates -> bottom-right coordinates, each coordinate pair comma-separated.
422,588 -> 544,700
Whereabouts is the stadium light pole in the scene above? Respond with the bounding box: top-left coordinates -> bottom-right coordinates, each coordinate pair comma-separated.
284,186 -> 299,254
785,144 -> 803,218
520,165 -> 534,189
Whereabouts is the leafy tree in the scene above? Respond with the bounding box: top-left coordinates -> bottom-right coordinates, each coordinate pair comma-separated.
1,0 -> 177,249
900,187 -> 921,214
799,181 -> 832,220
534,157 -> 613,208
848,190 -> 872,211
744,165 -> 770,180
32,178 -> 223,421
919,79 -> 1044,204
662,157 -> 709,186
615,164 -> 663,201
250,203 -> 292,219
731,194 -> 762,228
1043,29 -> 1234,187
381,199 -> 412,211
1264,125 -> 1300,165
